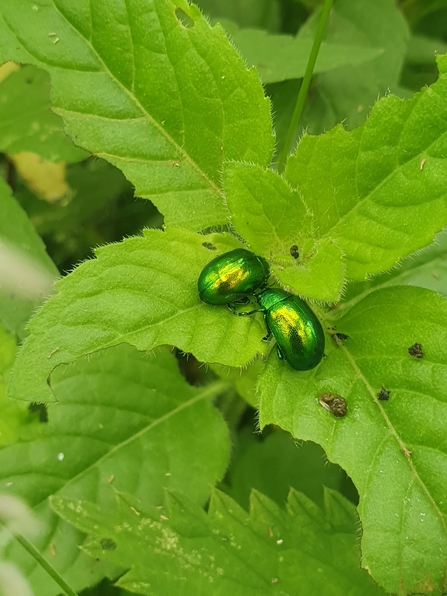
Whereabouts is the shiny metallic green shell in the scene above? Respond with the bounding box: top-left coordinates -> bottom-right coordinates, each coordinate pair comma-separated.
198,248 -> 270,305
258,288 -> 325,371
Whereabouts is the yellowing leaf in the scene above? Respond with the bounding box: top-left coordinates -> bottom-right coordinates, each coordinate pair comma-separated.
0,60 -> 18,82
9,153 -> 69,203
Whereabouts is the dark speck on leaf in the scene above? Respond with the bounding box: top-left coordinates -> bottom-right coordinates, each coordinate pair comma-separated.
334,332 -> 349,342
408,343 -> 423,359
289,245 -> 299,259
377,386 -> 390,401
202,242 -> 216,250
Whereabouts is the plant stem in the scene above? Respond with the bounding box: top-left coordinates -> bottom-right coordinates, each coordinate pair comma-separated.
277,0 -> 333,174
13,533 -> 78,596
261,0 -> 272,30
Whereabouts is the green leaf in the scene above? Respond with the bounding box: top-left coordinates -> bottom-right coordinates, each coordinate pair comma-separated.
0,0 -> 274,231
402,0 -> 447,27
0,325 -> 33,445
224,162 -> 312,253
223,429 -> 350,511
0,65 -> 87,162
221,20 -> 384,84
9,228 -> 268,403
22,160 -> 131,234
0,14 -> 31,64
16,158 -> 161,270
406,34 -> 447,65
273,238 -> 344,303
259,285 -> 447,594
210,359 -> 263,408
223,162 -> 344,301
1,343 -> 230,595
298,0 -> 409,134
0,178 -> 57,338
340,229 -> 447,310
51,488 -> 385,595
197,0 -> 281,32
286,54 -> 447,281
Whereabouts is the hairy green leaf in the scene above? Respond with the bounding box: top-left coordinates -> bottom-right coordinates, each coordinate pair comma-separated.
0,178 -> 57,338
224,163 -> 344,301
224,162 -> 311,252
340,229 -> 447,310
0,65 -> 87,162
0,0 -> 274,231
273,238 -> 344,303
259,286 -> 447,594
51,488 -> 385,595
9,228 -> 267,403
1,343 -> 230,595
286,54 -> 447,281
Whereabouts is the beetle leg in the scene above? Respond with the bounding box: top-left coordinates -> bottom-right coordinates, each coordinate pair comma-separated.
276,345 -> 284,360
231,307 -> 262,317
235,296 -> 251,305
262,313 -> 272,341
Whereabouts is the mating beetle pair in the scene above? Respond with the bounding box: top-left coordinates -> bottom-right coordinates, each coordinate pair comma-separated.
198,248 -> 325,371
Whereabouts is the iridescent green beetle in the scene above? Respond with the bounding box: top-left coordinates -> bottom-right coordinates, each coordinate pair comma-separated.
257,288 -> 325,371
198,248 -> 270,306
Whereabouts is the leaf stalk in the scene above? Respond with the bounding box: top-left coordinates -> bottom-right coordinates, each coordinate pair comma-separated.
277,0 -> 334,173
12,533 -> 78,596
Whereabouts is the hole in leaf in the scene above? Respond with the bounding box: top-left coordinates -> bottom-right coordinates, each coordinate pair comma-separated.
202,242 -> 216,250
175,7 -> 194,28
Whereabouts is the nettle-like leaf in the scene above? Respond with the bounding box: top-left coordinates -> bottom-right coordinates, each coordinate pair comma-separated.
9,228 -> 267,403
51,488 -> 385,596
223,56 -> 447,299
0,65 -> 87,162
341,229 -> 447,308
0,0 -> 274,232
259,285 -> 447,595
223,162 -> 344,302
1,343 -> 230,595
0,178 -> 57,338
285,54 -> 447,281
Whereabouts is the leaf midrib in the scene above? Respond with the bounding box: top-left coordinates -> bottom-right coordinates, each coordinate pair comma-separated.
341,342 -> 447,539
7,0 -> 224,201
13,379 -> 229,514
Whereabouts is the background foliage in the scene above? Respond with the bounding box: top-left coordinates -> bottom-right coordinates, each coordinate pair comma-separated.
0,0 -> 447,595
